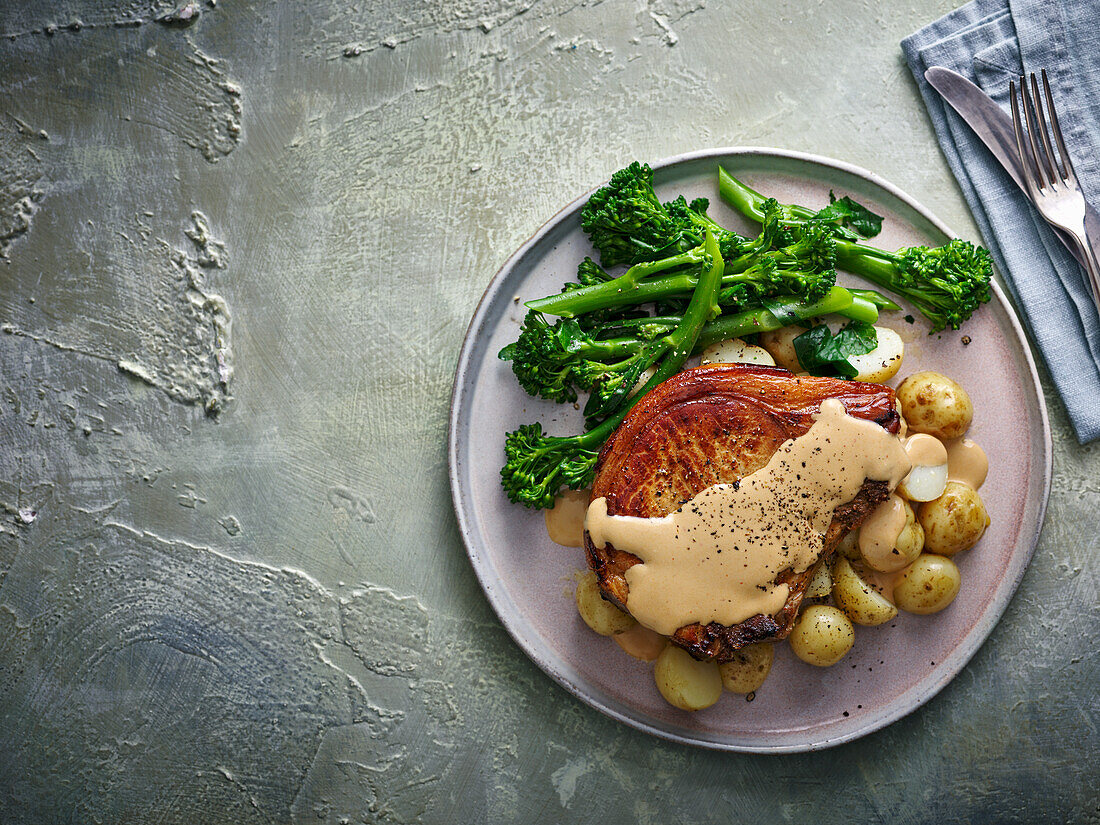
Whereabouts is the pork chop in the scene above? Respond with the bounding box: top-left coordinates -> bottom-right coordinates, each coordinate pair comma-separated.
583,363 -> 902,662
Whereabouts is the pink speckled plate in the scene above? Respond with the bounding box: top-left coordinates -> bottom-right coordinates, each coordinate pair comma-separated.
447,148 -> 1051,752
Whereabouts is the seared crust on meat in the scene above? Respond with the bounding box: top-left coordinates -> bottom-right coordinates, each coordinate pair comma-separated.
583,363 -> 900,662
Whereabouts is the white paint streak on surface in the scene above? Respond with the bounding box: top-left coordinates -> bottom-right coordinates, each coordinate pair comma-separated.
0,1 -> 191,38
327,486 -> 376,523
111,211 -> 234,414
647,11 -> 679,46
0,117 -> 46,258
550,756 -> 590,808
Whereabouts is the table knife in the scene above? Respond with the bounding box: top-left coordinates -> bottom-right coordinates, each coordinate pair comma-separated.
925,66 -> 1100,271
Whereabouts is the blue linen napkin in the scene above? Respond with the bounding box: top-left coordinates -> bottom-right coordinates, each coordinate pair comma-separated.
902,0 -> 1100,442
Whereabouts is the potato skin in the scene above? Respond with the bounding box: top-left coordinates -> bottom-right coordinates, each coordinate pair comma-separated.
836,529 -> 861,560
654,646 -> 723,710
918,481 -> 989,556
893,554 -> 961,614
805,558 -> 833,598
894,516 -> 926,567
832,556 -> 899,626
575,571 -> 635,636
788,605 -> 855,667
896,371 -> 973,440
718,643 -> 775,693
701,337 -> 775,367
758,326 -> 803,372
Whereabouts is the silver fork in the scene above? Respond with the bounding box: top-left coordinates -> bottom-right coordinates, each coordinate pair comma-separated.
1010,70 -> 1100,315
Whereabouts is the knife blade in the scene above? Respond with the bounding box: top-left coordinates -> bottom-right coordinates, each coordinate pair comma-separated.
925,66 -> 1100,270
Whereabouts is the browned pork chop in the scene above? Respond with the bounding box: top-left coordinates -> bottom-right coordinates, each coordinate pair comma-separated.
583,363 -> 902,662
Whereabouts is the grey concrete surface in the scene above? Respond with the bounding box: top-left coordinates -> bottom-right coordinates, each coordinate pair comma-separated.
0,1 -> 1096,823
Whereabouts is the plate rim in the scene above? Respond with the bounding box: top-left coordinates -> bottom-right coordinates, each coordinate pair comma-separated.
447,146 -> 1053,753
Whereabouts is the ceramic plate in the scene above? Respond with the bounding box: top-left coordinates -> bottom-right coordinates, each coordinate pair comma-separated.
447,148 -> 1051,752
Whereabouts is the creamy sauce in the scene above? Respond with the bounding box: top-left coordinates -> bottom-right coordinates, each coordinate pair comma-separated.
585,399 -> 911,634
946,437 -> 988,490
905,433 -> 948,467
544,489 -> 590,547
858,494 -> 909,571
612,625 -> 667,661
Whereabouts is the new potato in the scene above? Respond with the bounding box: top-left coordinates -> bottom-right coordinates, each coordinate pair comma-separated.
575,571 -> 635,636
758,325 -> 803,372
836,529 -> 861,560
805,558 -> 833,598
701,337 -> 775,367
788,605 -> 855,666
893,554 -> 961,614
760,323 -> 904,381
718,643 -> 775,694
832,556 -> 899,626
896,371 -> 973,440
918,481 -> 989,556
848,326 -> 905,382
654,645 -> 723,710
860,498 -> 924,573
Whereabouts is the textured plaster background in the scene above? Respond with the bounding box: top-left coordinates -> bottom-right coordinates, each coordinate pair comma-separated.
0,1 -> 1097,823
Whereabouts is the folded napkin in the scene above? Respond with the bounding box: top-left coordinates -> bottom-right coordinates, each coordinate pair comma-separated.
903,0 -> 1100,442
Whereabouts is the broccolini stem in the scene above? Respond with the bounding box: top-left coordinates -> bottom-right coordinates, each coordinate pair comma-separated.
527,255 -> 817,318
719,166 -> 895,268
695,286 -> 851,348
718,166 -> 817,225
834,244 -> 904,283
838,293 -> 880,324
635,229 -> 724,392
848,288 -> 901,311
585,285 -> 858,351
622,247 -> 707,284
579,336 -> 643,359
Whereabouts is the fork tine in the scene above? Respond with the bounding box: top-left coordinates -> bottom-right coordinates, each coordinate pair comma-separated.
1020,74 -> 1054,189
1010,80 -> 1039,191
1029,72 -> 1062,188
1041,68 -> 1079,185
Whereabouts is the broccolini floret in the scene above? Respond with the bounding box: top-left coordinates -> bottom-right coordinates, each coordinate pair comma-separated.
580,162 -> 747,267
500,230 -> 724,508
718,166 -> 992,331
835,239 -> 993,332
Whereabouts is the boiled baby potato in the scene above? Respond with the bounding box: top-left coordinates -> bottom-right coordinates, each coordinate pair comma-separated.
832,556 -> 898,626
893,554 -> 961,614
759,325 -> 803,372
898,434 -> 950,502
701,337 -> 776,367
575,570 -> 635,636
788,605 -> 855,667
718,643 -> 775,694
836,529 -> 862,560
898,462 -> 949,502
918,481 -> 990,556
894,511 -> 926,567
896,371 -> 974,440
848,326 -> 905,383
654,645 -> 723,711
860,498 -> 923,573
805,557 -> 833,598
